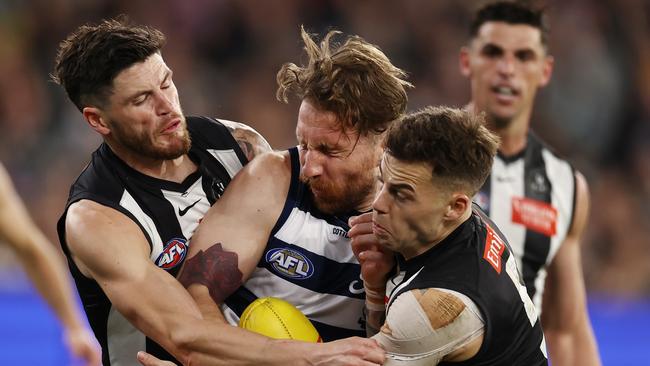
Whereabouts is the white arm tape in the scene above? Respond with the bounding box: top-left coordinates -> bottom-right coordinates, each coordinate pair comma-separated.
372,288 -> 485,365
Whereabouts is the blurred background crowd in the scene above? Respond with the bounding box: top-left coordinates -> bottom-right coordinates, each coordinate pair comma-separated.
0,0 -> 649,363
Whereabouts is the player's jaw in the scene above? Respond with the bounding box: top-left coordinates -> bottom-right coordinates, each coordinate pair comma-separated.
301,171 -> 375,215
111,114 -> 191,160
481,81 -> 524,129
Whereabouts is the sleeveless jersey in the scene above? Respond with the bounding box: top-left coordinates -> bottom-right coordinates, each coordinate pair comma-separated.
57,116 -> 247,366
474,132 -> 576,312
222,147 -> 366,341
387,206 -> 548,365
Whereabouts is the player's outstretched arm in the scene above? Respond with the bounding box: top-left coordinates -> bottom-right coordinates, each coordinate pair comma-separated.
0,164 -> 101,366
179,151 -> 291,318
541,171 -> 601,366
67,198 -> 384,366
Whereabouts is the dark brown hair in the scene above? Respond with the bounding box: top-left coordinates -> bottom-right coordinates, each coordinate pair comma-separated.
385,106 -> 500,195
277,27 -> 412,136
52,16 -> 166,111
470,1 -> 549,50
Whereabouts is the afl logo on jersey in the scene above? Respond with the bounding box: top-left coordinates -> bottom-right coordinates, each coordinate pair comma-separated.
266,248 -> 314,279
156,238 -> 188,270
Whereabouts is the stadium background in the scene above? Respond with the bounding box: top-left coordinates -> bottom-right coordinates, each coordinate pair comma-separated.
0,0 -> 648,364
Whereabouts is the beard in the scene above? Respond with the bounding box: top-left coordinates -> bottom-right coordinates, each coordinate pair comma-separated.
110,116 -> 191,160
300,166 -> 376,215
488,113 -> 514,130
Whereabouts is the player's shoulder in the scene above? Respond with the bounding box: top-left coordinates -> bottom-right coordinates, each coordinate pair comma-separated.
66,199 -> 132,230
377,288 -> 484,363
392,288 -> 471,328
228,150 -> 291,193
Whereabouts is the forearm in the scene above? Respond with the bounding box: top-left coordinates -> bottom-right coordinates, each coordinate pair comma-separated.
364,286 -> 386,336
545,320 -> 601,366
173,320 -> 316,366
14,234 -> 85,331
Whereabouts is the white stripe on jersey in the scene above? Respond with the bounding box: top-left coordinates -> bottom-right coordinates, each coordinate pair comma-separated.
388,267 -> 424,307
119,190 -> 164,261
489,158 -> 527,276
107,306 -> 144,366
274,207 -> 359,262
207,149 -> 244,178
541,149 -> 574,266
487,149 -> 575,313
226,267 -> 365,331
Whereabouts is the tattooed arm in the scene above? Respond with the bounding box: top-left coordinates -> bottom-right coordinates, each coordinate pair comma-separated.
219,119 -> 273,161
181,150 -> 291,314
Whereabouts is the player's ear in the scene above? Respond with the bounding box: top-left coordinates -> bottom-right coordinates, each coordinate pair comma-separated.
83,107 -> 111,136
539,55 -> 554,87
446,193 -> 470,221
459,47 -> 472,77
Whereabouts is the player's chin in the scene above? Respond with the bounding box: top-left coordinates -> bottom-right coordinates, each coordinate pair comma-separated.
373,231 -> 393,249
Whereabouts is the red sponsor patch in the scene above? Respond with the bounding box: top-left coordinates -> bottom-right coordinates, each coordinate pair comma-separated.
483,224 -> 506,274
156,238 -> 188,269
511,197 -> 557,237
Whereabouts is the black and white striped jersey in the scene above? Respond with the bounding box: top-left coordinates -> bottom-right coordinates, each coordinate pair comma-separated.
473,132 -> 576,313
57,116 -> 247,366
386,207 -> 548,365
222,147 -> 367,341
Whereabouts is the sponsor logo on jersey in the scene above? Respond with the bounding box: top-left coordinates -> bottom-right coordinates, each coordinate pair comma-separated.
156,238 -> 188,270
348,280 -> 365,295
483,224 -> 506,274
511,197 -> 557,237
178,199 -> 201,216
529,170 -> 549,194
332,227 -> 350,238
266,247 -> 314,279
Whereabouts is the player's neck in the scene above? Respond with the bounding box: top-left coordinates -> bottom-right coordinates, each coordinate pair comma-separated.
109,143 -> 197,183
490,116 -> 529,157
466,102 -> 530,157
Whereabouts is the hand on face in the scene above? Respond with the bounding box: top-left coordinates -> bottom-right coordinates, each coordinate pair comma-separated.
349,212 -> 395,290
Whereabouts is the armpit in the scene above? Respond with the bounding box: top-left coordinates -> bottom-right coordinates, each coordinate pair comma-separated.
373,288 -> 484,365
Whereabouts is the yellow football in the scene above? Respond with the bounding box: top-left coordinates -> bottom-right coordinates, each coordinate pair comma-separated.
239,297 -> 322,342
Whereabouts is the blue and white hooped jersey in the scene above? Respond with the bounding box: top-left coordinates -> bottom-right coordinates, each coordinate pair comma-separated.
222,147 -> 366,341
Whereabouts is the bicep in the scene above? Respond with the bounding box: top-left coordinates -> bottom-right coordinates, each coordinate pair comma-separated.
66,201 -> 203,347
188,153 -> 288,281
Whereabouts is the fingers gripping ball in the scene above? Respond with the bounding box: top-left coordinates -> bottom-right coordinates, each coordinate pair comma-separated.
239,297 -> 322,342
